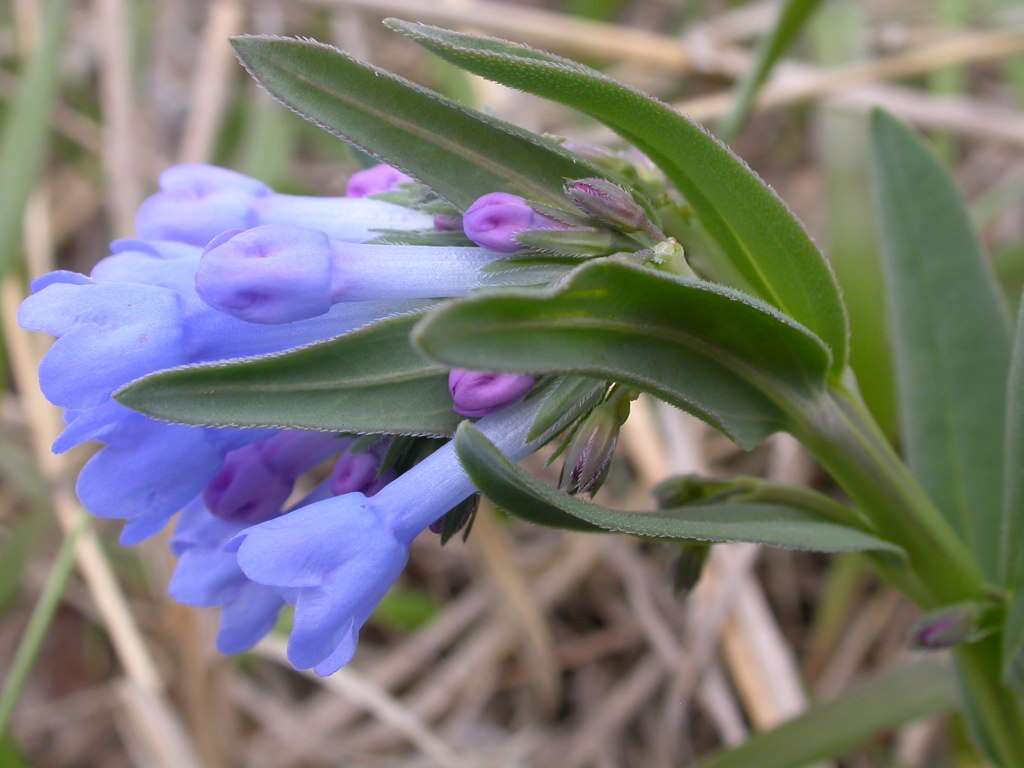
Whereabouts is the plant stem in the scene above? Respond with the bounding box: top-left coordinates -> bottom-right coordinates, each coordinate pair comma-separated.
790,383 -> 982,606
955,637 -> 1024,766
789,381 -> 1024,764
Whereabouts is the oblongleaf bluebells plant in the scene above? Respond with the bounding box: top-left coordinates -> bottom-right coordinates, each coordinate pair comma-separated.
20,21 -> 1024,765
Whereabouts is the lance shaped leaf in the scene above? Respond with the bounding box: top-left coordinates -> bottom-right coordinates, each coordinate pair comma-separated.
456,422 -> 900,553
231,34 -> 600,212
871,109 -> 1011,578
387,19 -> 848,372
416,258 -> 831,450
1002,301 -> 1024,683
696,660 -> 957,768
115,313 -> 461,437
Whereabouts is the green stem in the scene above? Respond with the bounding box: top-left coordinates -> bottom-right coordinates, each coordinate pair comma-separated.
789,383 -> 982,606
955,637 -> 1024,767
788,381 -> 1024,764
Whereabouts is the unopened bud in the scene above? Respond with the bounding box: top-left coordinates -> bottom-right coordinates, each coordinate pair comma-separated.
449,369 -> 535,418
559,391 -> 631,496
463,193 -> 567,253
911,602 -> 989,650
564,178 -> 660,239
345,164 -> 413,198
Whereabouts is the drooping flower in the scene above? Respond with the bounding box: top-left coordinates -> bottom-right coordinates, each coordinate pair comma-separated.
448,368 -> 535,418
344,163 -> 414,198
169,499 -> 286,654
19,240 -> 415,409
229,398 -> 541,675
135,163 -> 431,247
196,224 -> 512,323
19,238 -> 419,541
462,192 -> 567,252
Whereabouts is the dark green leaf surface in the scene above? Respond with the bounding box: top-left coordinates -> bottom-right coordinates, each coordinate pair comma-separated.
871,110 -> 1011,578
231,35 -> 599,211
696,659 -> 958,768
457,422 -> 900,552
1002,302 -> 1024,682
388,19 -> 848,371
417,258 -> 831,449
116,313 -> 461,437
718,0 -> 824,141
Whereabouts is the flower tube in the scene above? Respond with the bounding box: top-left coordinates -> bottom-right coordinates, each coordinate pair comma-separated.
229,397 -> 542,674
135,163 -> 431,246
196,224 -> 514,323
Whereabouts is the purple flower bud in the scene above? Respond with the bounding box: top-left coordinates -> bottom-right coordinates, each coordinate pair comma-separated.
204,432 -> 345,524
330,446 -> 395,497
462,193 -> 564,253
564,178 -> 658,237
911,603 -> 986,650
449,368 -> 535,418
345,164 -> 413,198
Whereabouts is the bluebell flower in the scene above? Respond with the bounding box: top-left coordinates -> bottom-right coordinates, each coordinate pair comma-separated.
170,499 -> 287,654
19,239 -> 420,541
329,441 -> 395,496
229,399 -> 540,675
19,239 -> 417,409
135,163 -> 432,247
196,224 -> 511,323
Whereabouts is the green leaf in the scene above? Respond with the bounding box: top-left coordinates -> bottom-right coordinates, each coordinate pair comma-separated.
527,376 -> 608,444
456,422 -> 900,553
230,35 -> 600,212
0,523 -> 81,738
717,0 -> 824,142
1002,301 -> 1024,682
0,0 -> 69,278
870,109 -> 1012,579
696,659 -> 958,768
387,19 -> 848,372
116,313 -> 461,437
416,258 -> 831,450
1004,301 -> 1024,587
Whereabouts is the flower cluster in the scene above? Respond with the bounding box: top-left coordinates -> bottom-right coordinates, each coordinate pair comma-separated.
21,163 -> 544,673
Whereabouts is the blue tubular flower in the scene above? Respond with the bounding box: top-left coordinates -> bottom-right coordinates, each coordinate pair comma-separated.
170,500 -> 285,654
205,432 -> 349,525
135,163 -> 432,247
196,224 -> 510,323
66,401 -> 271,545
20,239 -> 417,410
229,399 -> 540,675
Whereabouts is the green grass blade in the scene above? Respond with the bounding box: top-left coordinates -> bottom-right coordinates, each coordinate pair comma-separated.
717,0 -> 824,142
0,0 -> 70,278
0,524 -> 82,738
